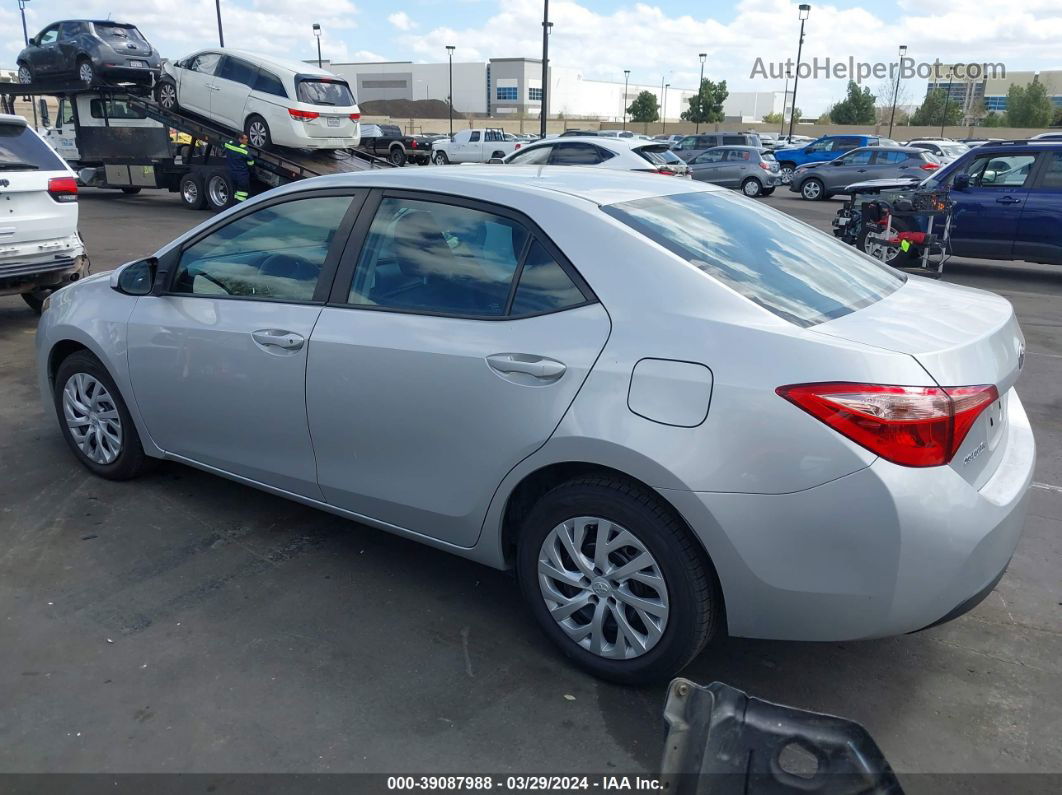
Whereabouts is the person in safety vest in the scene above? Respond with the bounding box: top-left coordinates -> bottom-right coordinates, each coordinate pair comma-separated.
224,134 -> 254,202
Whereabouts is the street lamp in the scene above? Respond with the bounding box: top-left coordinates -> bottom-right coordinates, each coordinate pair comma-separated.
940,65 -> 954,137
888,44 -> 907,138
215,0 -> 225,47
780,63 -> 792,138
312,24 -> 322,69
17,0 -> 31,46
787,4 -> 810,143
696,52 -> 706,132
540,1 -> 551,138
623,69 -> 630,127
446,45 -> 456,136
663,83 -> 669,133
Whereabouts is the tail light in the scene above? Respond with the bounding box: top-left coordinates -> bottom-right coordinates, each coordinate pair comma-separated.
48,177 -> 78,203
920,162 -> 941,170
411,139 -> 417,149
776,382 -> 999,467
514,143 -> 522,150
349,112 -> 361,121
759,161 -> 770,171
654,169 -> 677,175
288,109 -> 320,121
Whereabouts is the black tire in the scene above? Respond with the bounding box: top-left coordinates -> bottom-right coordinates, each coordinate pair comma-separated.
178,173 -> 206,210
740,177 -> 763,198
432,150 -> 449,165
762,187 -> 775,196
245,115 -> 271,149
516,476 -> 721,684
388,146 -> 407,166
204,170 -> 235,212
21,291 -> 47,314
857,217 -> 917,267
17,61 -> 32,85
53,351 -> 152,481
77,58 -> 95,84
121,187 -> 142,195
779,161 -> 796,183
800,177 -> 826,201
155,79 -> 179,111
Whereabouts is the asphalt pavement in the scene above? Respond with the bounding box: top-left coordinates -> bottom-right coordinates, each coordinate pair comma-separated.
0,186 -> 1059,782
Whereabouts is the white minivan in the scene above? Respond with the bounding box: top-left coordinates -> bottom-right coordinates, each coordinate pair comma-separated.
0,114 -> 88,313
157,49 -> 361,150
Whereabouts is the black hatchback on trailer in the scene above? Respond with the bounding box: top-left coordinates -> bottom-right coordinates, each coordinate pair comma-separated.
16,20 -> 161,85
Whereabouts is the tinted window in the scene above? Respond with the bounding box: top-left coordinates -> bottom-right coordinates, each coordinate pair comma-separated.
0,122 -> 66,170
604,191 -> 904,327
468,132 -> 481,143
550,142 -> 608,165
253,70 -> 287,98
218,57 -> 257,87
59,22 -> 83,39
1039,152 -> 1062,189
295,79 -> 355,106
189,53 -> 221,75
966,153 -> 1037,188
89,98 -> 148,119
172,196 -> 351,301
838,149 -> 873,165
38,27 -> 59,45
510,241 -> 585,315
507,144 -> 552,165
348,197 -> 530,317
677,137 -> 697,148
726,149 -> 752,162
834,137 -> 861,151
722,136 -> 746,146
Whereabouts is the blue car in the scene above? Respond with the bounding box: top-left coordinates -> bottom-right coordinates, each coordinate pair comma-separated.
774,134 -> 895,182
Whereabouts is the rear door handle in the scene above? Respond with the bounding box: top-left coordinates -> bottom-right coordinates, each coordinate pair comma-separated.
487,353 -> 566,381
995,196 -> 1022,205
252,329 -> 305,351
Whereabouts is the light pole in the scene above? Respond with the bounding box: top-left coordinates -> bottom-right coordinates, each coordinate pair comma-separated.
446,45 -> 456,136
623,69 -> 630,127
787,4 -> 810,143
888,44 -> 907,138
540,0 -> 550,138
780,63 -> 791,138
313,24 -> 322,69
696,52 -> 706,132
215,0 -> 225,47
663,83 -> 669,133
940,66 -> 954,137
18,0 -> 31,46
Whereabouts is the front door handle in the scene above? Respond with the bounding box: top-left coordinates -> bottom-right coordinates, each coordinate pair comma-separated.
487,353 -> 566,381
252,329 -> 304,350
995,196 -> 1021,205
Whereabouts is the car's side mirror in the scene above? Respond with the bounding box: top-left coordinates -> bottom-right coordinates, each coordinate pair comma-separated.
110,258 -> 156,296
952,173 -> 971,191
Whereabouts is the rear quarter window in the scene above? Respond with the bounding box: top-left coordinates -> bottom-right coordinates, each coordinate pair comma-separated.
604,190 -> 905,327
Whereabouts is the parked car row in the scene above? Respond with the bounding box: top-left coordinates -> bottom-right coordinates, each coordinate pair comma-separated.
789,146 -> 941,201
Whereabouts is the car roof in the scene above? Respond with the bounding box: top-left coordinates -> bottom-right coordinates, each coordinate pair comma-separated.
55,20 -> 139,26
519,136 -> 655,152
0,113 -> 29,127
193,48 -> 342,80
300,165 -> 723,207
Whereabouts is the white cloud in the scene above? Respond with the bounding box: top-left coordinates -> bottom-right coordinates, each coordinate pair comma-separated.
388,11 -> 415,31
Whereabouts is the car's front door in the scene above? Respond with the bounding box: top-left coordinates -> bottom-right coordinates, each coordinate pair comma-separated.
211,55 -> 257,129
306,191 -> 611,546
1014,151 -> 1062,264
687,148 -> 727,183
178,52 -> 222,115
32,25 -> 62,75
949,150 -> 1038,260
126,190 -> 362,498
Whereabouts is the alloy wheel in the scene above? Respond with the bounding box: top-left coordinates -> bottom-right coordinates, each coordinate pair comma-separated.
742,179 -> 762,197
779,166 -> 794,183
17,64 -> 31,84
159,83 -> 177,109
63,373 -> 123,465
248,121 -> 268,148
181,179 -> 199,206
538,516 -> 669,660
78,61 -> 94,82
802,180 -> 822,200
862,234 -> 900,264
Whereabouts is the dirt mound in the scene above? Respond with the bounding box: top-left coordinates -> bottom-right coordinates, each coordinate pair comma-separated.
359,98 -> 470,120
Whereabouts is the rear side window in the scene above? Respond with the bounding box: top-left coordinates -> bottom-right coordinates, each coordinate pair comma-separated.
253,70 -> 287,98
218,57 -> 257,88
604,190 -> 904,327
550,143 -> 610,165
296,79 -> 355,106
1039,152 -> 1062,189
722,136 -> 746,146
507,145 -> 552,165
0,123 -> 66,171
510,241 -> 586,314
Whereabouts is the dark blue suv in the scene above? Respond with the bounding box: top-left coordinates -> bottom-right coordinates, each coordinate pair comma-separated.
925,140 -> 1062,264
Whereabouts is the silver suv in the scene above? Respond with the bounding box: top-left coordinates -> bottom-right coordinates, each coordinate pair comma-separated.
671,132 -> 762,161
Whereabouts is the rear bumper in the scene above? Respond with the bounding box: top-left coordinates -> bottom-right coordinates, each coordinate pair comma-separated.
0,250 -> 90,297
663,390 -> 1035,641
97,63 -> 160,81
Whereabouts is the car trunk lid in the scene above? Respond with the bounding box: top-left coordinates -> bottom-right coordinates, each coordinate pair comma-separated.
812,277 -> 1025,488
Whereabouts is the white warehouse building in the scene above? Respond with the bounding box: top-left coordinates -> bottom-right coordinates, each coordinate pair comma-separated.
321,58 -> 783,123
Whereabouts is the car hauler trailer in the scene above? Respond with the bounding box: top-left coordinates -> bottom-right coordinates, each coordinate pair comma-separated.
0,79 -> 391,212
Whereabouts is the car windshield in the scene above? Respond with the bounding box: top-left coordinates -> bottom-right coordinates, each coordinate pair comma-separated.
93,23 -> 149,45
604,190 -> 905,327
295,79 -> 355,106
940,143 -> 969,157
0,123 -> 66,171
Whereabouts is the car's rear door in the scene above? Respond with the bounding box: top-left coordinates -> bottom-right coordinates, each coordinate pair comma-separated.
126,189 -> 363,499
949,149 -> 1038,259
1013,150 -> 1062,264
211,55 -> 257,129
305,190 -> 611,547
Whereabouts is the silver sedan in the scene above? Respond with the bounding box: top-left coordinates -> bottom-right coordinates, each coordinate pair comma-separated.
36,167 -> 1034,683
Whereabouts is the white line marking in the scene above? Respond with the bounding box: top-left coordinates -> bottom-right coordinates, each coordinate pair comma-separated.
1027,351 -> 1062,360
1032,482 -> 1062,494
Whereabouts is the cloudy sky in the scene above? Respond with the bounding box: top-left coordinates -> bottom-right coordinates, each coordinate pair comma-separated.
4,0 -> 1061,113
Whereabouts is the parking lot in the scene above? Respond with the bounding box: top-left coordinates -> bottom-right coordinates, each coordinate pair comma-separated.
1,187 -> 1060,781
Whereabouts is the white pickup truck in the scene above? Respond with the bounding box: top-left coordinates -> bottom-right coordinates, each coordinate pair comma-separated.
431,128 -> 522,165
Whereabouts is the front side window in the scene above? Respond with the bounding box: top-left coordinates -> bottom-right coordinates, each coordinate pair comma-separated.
37,27 -> 59,46
296,79 -> 355,106
604,190 -> 904,328
468,131 -> 481,143
837,149 -> 873,166
172,195 -> 352,301
807,139 -> 833,153
966,153 -> 1037,188
189,53 -> 221,75
507,145 -> 552,165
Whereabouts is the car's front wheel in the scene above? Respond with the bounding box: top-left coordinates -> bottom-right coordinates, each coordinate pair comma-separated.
156,80 -> 178,111
17,62 -> 32,84
53,351 -> 151,480
516,476 -> 721,684
245,115 -> 271,149
432,150 -> 449,165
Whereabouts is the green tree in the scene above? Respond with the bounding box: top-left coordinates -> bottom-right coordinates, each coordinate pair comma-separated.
817,109 -> 832,124
982,111 -> 1005,128
1052,107 -> 1062,128
911,88 -> 963,126
680,78 -> 729,124
1005,82 -> 1053,128
828,81 -> 877,124
627,90 -> 659,125
763,107 -> 801,124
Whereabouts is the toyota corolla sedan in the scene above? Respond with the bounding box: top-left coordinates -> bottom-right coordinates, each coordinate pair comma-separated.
156,49 -> 360,150
36,168 -> 1034,683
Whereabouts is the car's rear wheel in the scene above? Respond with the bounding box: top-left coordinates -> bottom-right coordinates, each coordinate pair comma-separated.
179,173 -> 206,210
779,162 -> 796,183
516,476 -> 721,684
53,351 -> 151,481
245,115 -> 271,149
432,150 -> 449,165
77,58 -> 95,83
389,146 -> 407,166
156,80 -> 178,111
800,178 -> 825,201
741,177 -> 763,197
204,171 -> 234,212
17,62 -> 32,84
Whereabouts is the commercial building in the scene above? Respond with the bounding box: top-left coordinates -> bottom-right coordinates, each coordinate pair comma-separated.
925,68 -> 1062,121
322,58 -> 783,123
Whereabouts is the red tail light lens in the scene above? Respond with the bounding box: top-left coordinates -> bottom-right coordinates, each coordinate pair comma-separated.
48,177 -> 78,202
920,162 -> 941,170
288,109 -> 320,121
654,169 -> 676,175
514,143 -> 522,150
776,382 -> 999,467
349,112 -> 361,121
759,161 -> 770,170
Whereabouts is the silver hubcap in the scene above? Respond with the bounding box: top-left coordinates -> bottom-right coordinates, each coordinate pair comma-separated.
182,180 -> 199,205
79,62 -> 93,82
207,175 -> 228,206
743,180 -> 759,196
18,65 -> 31,83
538,516 -> 669,660
803,181 -> 821,199
160,84 -> 176,107
248,122 -> 267,147
63,373 -> 122,465
780,167 -> 793,183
